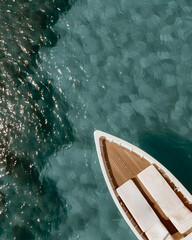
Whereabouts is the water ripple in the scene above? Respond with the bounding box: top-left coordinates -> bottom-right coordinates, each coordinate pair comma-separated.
0,0 -> 74,238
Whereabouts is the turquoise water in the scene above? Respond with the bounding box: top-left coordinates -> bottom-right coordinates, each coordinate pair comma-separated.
0,0 -> 192,239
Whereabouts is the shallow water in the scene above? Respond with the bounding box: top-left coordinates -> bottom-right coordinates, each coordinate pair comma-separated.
1,0 -> 192,239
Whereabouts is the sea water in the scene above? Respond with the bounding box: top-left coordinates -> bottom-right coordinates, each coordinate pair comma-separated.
0,0 -> 192,239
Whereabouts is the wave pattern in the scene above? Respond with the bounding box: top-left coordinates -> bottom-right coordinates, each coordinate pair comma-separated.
0,0 -> 74,239
40,0 -> 192,239
1,0 -> 192,239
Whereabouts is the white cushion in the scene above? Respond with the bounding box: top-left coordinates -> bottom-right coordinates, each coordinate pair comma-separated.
138,165 -> 183,216
138,165 -> 192,233
117,180 -> 160,232
146,222 -> 172,240
170,206 -> 192,234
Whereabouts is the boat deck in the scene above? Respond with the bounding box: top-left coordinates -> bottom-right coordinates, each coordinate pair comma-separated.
99,137 -> 192,240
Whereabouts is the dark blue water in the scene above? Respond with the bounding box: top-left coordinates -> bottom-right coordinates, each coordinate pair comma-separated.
0,0 -> 192,239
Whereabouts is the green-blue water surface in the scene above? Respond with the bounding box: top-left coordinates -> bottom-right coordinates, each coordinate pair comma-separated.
0,0 -> 192,239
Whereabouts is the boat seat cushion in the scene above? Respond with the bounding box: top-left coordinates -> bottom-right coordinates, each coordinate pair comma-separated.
146,222 -> 173,240
138,165 -> 183,216
117,179 -> 161,232
170,206 -> 192,234
138,165 -> 192,233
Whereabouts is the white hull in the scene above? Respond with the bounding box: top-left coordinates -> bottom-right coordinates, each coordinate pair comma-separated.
94,130 -> 192,240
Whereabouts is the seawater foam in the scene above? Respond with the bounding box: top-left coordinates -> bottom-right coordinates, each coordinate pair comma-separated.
39,0 -> 192,239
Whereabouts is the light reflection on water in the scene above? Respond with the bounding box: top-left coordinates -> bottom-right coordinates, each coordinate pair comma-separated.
0,0 -> 74,239
1,0 -> 192,239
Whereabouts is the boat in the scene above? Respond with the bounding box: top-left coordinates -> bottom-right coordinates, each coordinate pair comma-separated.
94,130 -> 192,240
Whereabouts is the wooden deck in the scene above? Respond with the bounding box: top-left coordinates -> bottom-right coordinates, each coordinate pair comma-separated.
100,138 -> 150,186
99,138 -> 192,240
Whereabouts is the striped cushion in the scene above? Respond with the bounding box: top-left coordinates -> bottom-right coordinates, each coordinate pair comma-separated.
138,165 -> 192,234
146,222 -> 172,240
170,206 -> 192,234
138,165 -> 183,216
117,179 -> 160,232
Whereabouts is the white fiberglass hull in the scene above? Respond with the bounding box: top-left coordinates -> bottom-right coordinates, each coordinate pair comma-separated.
94,130 -> 192,240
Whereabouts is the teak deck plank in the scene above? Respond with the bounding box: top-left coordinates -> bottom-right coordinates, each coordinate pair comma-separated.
102,139 -> 150,186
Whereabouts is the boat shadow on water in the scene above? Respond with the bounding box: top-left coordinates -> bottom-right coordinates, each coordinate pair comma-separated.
138,129 -> 192,195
